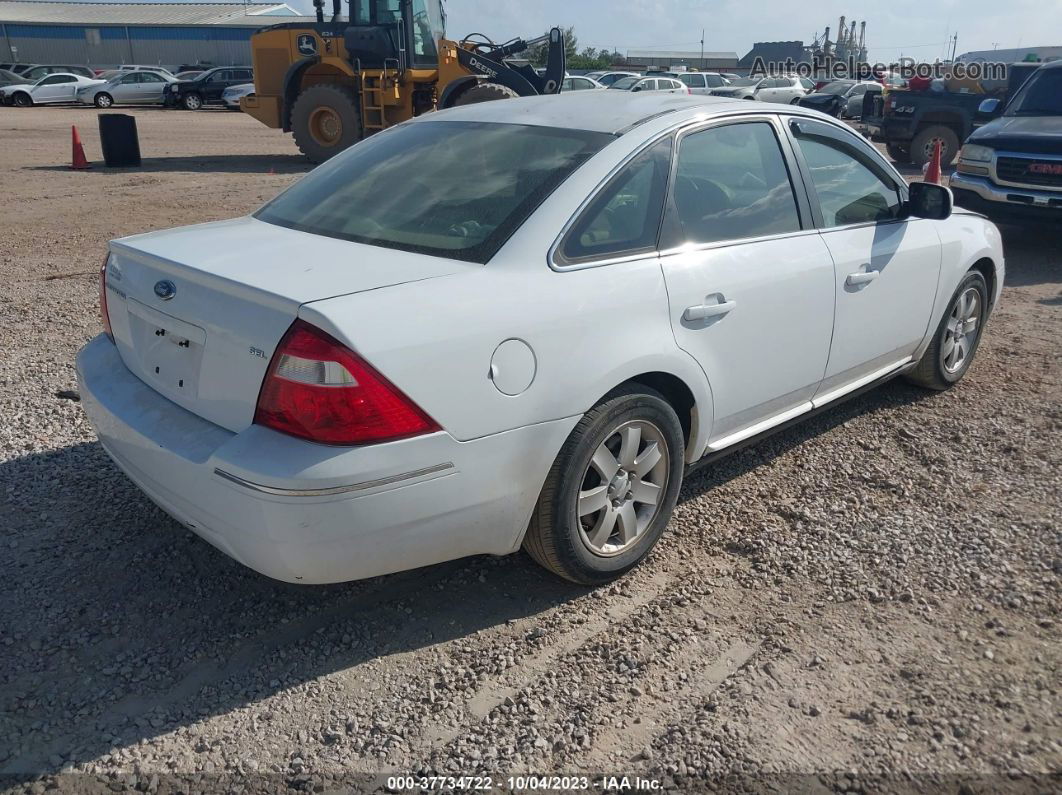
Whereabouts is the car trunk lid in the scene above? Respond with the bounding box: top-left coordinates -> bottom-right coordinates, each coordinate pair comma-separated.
105,216 -> 470,432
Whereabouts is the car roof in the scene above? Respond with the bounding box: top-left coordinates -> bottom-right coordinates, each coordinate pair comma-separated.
422,91 -> 813,135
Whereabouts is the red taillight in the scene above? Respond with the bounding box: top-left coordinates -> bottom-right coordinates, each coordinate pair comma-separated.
99,253 -> 113,342
254,319 -> 439,446
686,86 -> 692,94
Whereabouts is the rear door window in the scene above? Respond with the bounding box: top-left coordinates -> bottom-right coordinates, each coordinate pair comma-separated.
665,120 -> 803,246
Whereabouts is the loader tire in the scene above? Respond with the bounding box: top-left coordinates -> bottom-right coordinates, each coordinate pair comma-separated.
452,81 -> 520,106
291,84 -> 362,164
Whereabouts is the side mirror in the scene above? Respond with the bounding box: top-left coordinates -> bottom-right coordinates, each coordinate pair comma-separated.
907,181 -> 952,220
631,85 -> 642,92
978,97 -> 1000,114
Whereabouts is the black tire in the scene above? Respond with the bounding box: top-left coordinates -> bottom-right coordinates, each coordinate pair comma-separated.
94,92 -> 113,109
182,92 -> 203,111
905,270 -> 989,391
290,83 -> 362,164
523,385 -> 685,585
910,124 -> 960,168
886,142 -> 911,163
13,92 -> 32,107
452,81 -> 519,106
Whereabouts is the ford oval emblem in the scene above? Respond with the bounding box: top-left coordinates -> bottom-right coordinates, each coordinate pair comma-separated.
154,280 -> 176,301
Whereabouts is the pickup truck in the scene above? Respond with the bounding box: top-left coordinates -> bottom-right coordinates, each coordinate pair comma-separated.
949,60 -> 1062,223
861,62 -> 1041,167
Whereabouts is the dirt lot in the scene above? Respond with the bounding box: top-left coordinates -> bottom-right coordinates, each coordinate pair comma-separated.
0,106 -> 1059,793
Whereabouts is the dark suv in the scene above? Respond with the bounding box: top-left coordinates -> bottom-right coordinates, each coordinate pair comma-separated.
165,66 -> 253,110
949,60 -> 1062,223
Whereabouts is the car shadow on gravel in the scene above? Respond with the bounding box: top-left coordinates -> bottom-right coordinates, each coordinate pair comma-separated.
0,439 -> 589,780
27,154 -> 312,175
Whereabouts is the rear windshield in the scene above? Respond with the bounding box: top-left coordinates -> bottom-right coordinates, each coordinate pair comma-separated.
256,121 -> 611,263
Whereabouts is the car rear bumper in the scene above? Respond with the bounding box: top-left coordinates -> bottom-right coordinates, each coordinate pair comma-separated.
76,334 -> 577,584
950,173 -> 1062,222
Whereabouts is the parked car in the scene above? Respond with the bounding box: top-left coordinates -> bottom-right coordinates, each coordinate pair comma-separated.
77,93 -> 1002,586
165,66 -> 253,110
0,73 -> 104,106
0,68 -> 22,86
674,72 -> 729,94
4,63 -> 36,75
174,70 -> 205,81
222,82 -> 255,110
18,64 -> 96,81
110,65 -> 177,80
561,75 -> 605,91
583,71 -> 641,87
608,76 -> 688,94
711,75 -> 810,103
76,70 -> 175,108
950,60 -> 1062,223
797,79 -> 859,116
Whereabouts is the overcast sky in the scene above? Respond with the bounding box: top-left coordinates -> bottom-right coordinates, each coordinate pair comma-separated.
276,0 -> 1057,64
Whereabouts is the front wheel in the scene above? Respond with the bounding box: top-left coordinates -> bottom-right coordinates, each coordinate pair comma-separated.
523,386 -> 685,585
182,92 -> 203,111
13,92 -> 32,107
94,92 -> 113,109
290,83 -> 362,163
905,270 -> 988,390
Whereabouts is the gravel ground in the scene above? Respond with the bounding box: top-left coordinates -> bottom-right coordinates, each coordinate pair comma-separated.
0,106 -> 1059,793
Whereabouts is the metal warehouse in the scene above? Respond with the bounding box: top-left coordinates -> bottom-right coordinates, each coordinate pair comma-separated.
0,1 -> 313,67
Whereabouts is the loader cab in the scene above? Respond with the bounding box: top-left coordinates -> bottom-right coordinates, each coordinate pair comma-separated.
346,0 -> 445,69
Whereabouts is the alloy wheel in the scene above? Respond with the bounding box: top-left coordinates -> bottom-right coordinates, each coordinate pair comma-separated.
577,420 -> 670,557
941,287 -> 981,373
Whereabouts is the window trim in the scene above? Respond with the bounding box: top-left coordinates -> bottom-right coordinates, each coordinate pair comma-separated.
781,114 -> 911,231
657,114 -> 814,252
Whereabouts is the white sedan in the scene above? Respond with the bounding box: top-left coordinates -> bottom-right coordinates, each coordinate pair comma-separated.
0,72 -> 103,106
222,82 -> 255,110
76,92 -> 1004,585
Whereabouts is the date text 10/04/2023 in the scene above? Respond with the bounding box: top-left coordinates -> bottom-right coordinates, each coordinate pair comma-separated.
386,775 -> 663,791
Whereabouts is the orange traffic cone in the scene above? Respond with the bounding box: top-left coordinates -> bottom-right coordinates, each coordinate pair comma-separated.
71,125 -> 90,170
922,139 -> 942,185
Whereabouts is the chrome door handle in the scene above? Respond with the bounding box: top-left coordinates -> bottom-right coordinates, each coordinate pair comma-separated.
846,270 -> 879,286
683,299 -> 736,322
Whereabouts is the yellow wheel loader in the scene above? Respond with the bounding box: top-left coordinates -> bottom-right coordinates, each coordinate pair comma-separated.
242,0 -> 566,162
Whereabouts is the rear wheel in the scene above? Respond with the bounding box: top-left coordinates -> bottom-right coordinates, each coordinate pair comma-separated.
886,142 -> 911,163
452,81 -> 519,106
94,92 -> 113,109
291,83 -> 362,164
910,124 -> 959,168
13,92 -> 32,107
523,386 -> 684,585
182,92 -> 203,111
905,270 -> 988,390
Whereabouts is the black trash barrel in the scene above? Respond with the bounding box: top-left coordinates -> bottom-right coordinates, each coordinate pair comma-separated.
98,114 -> 142,167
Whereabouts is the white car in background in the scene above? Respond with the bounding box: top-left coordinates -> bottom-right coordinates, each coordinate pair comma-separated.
607,75 -> 689,94
76,70 -> 175,107
77,93 -> 1003,586
710,75 -> 812,103
222,82 -> 255,110
583,70 -> 641,87
0,72 -> 103,106
561,75 -> 605,91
